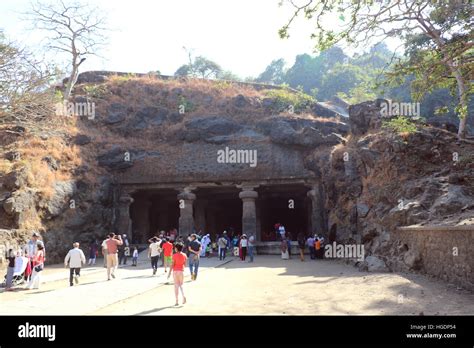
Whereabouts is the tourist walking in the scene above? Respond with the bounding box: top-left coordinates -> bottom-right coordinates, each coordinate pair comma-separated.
232,234 -> 239,256
26,242 -> 45,289
5,249 -> 16,291
148,237 -> 161,275
88,240 -> 98,266
23,232 -> 45,281
280,238 -> 289,260
118,234 -> 130,266
167,243 -> 187,306
200,234 -> 211,257
64,242 -> 86,287
218,232 -> 228,260
101,236 -> 108,267
297,232 -> 306,262
159,232 -> 166,266
240,234 -> 248,261
307,235 -> 315,260
105,233 -> 123,280
162,238 -> 174,273
248,234 -> 255,263
188,234 -> 201,280
315,234 -> 325,259
132,246 -> 139,266
287,232 -> 292,258
184,235 -> 191,257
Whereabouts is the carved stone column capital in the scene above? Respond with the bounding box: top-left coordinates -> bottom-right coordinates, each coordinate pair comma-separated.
177,192 -> 196,201
239,189 -> 258,200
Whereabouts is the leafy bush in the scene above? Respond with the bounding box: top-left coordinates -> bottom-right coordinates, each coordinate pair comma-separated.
83,84 -> 107,98
264,87 -> 315,112
382,116 -> 418,134
177,96 -> 194,113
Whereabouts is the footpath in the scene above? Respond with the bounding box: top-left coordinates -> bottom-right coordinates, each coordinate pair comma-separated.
0,251 -> 232,315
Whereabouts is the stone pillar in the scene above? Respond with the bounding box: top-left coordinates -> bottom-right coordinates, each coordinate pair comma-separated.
239,187 -> 258,238
307,184 -> 325,237
117,193 -> 134,240
177,189 -> 196,237
131,197 -> 151,243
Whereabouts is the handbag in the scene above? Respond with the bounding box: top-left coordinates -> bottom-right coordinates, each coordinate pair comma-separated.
34,264 -> 44,272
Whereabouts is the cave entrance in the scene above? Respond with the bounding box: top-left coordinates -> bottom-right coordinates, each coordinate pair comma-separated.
130,189 -> 179,244
257,184 -> 311,241
128,183 -> 312,244
194,186 -> 242,240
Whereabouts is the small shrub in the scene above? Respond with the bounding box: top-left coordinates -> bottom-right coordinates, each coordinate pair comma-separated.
177,96 -> 195,113
263,87 -> 315,112
382,116 -> 418,134
83,84 -> 108,98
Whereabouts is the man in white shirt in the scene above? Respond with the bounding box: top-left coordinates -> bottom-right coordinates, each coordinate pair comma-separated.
148,237 -> 161,275
64,242 -> 86,286
101,237 -> 108,268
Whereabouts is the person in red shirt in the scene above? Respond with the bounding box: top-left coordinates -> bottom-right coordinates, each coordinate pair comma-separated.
105,233 -> 123,280
161,238 -> 174,273
167,243 -> 187,306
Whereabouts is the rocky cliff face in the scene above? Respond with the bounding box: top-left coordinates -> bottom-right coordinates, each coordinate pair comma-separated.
320,100 -> 474,273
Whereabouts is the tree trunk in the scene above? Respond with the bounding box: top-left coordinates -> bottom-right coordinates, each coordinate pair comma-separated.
64,65 -> 78,101
453,69 -> 468,139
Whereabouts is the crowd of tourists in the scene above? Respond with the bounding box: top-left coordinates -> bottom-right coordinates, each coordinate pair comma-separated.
274,222 -> 326,261
3,223 -> 324,304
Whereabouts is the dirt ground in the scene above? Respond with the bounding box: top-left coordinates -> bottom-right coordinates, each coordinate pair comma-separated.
93,255 -> 474,315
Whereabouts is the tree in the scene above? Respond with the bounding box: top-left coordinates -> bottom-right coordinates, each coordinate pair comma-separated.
218,70 -> 241,81
280,0 -> 473,138
0,32 -> 57,123
26,0 -> 108,100
256,58 -> 287,84
174,54 -> 223,79
193,56 -> 222,78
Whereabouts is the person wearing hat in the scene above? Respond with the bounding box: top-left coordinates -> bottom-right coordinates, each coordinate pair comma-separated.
105,233 -> 123,280
23,232 -> 45,282
239,234 -> 248,261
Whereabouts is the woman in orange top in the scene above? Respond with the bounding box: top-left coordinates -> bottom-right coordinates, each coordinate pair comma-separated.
167,243 -> 188,306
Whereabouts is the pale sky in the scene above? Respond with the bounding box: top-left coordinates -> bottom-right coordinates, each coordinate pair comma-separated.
0,0 -> 400,78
